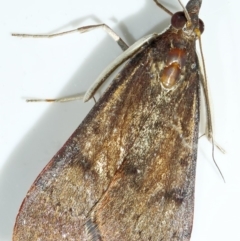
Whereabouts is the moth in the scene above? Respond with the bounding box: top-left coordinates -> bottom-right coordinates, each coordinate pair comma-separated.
13,0 -> 212,240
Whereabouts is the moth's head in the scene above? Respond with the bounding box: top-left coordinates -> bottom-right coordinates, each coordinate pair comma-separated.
171,0 -> 204,37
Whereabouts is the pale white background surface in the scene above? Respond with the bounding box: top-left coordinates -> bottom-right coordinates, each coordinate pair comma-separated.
0,0 -> 239,240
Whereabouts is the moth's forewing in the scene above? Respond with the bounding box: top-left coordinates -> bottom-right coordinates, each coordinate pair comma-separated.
13,28 -> 200,241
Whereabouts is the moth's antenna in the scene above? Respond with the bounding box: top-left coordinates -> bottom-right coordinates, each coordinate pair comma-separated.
197,30 -> 225,182
177,0 -> 191,23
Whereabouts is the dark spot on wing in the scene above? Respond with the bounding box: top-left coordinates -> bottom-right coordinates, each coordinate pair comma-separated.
123,162 -> 139,175
179,158 -> 189,166
166,188 -> 187,204
79,157 -> 92,171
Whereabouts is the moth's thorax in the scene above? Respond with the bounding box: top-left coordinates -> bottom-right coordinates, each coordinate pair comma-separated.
160,47 -> 187,89
153,27 -> 198,92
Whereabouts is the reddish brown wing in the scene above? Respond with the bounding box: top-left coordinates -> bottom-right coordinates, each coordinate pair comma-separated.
13,29 -> 200,241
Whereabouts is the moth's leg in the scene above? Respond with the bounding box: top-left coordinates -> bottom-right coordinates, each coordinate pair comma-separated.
24,34 -> 157,103
12,24 -> 129,103
25,95 -> 86,103
12,24 -> 129,51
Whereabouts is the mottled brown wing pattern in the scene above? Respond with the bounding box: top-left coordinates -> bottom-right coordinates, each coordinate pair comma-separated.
13,26 -> 201,241
86,33 -> 201,241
